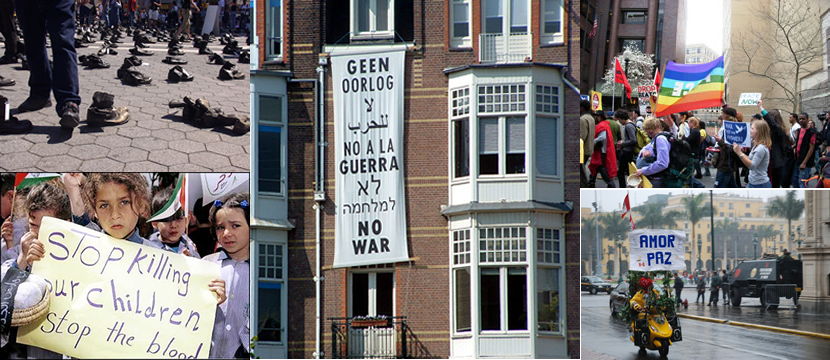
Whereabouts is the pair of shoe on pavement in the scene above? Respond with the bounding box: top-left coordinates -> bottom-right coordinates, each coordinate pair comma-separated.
5,91 -> 128,133
168,66 -> 194,82
78,54 -> 110,69
169,96 -> 250,134
218,61 -> 245,80
117,56 -> 152,86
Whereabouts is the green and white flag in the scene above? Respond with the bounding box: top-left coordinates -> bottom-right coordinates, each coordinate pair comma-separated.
14,173 -> 61,189
147,175 -> 186,222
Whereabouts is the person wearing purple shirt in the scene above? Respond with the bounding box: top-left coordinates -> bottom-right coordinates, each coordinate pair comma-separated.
635,117 -> 671,187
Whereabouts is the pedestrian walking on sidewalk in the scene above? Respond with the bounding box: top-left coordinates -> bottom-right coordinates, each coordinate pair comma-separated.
708,272 -> 722,306
696,275 -> 706,303
721,269 -> 731,305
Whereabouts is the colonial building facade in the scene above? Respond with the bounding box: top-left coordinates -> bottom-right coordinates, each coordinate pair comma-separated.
250,1 -> 580,358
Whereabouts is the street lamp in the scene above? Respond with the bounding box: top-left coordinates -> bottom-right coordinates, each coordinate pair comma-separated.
615,233 -> 623,280
790,231 -> 795,254
697,234 -> 702,272
796,225 -> 803,260
753,233 -> 758,260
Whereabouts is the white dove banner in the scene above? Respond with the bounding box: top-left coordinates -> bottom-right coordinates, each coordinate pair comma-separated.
723,121 -> 752,148
629,230 -> 686,271
332,48 -> 409,268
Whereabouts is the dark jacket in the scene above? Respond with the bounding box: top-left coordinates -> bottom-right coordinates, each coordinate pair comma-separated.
674,277 -> 685,291
795,127 -> 817,167
762,111 -> 790,169
710,274 -> 722,290
696,277 -> 706,292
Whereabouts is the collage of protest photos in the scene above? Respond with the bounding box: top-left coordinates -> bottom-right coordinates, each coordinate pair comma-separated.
1,173 -> 250,359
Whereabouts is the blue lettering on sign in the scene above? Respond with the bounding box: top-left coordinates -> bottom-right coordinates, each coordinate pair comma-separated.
639,235 -> 676,248
646,252 -> 674,266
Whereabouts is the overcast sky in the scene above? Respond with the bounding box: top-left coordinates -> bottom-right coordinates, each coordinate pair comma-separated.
686,0 -> 724,54
580,190 -> 806,213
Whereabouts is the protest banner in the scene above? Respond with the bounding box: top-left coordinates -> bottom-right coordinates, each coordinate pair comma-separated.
17,217 -> 220,359
722,120 -> 752,148
738,93 -> 762,106
199,173 -> 250,205
629,230 -> 685,271
590,90 -> 602,111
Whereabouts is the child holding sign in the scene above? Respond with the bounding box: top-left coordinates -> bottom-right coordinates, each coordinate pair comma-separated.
732,120 -> 772,188
146,186 -> 200,258
204,192 -> 250,358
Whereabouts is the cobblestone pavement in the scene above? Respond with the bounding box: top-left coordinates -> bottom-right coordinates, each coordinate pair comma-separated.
0,30 -> 250,172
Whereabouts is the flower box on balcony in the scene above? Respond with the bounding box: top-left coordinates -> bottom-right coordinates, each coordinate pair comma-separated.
351,319 -> 391,328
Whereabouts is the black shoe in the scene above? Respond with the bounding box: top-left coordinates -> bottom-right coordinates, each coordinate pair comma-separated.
162,56 -> 187,65
59,102 -> 80,129
209,53 -> 225,65
18,97 -> 52,113
232,115 -> 250,135
0,55 -> 18,64
0,76 -> 14,87
0,117 -> 33,135
130,47 -> 153,56
168,48 -> 185,56
135,41 -> 149,48
694,173 -> 703,179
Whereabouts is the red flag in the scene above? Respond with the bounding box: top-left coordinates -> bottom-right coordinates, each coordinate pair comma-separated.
629,214 -> 636,230
651,67 -> 661,104
588,19 -> 598,39
14,173 -> 27,188
614,58 -> 631,100
621,193 -> 631,218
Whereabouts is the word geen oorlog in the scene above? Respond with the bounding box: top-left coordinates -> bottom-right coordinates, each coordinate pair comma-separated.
342,57 -> 394,93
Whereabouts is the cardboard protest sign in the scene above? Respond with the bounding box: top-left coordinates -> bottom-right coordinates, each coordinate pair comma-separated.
722,120 -> 752,148
738,93 -> 761,106
629,230 -> 685,271
17,217 -> 220,359
590,90 -> 602,111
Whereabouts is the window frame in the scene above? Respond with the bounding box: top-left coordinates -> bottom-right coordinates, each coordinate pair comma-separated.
350,0 -> 396,40
480,266 -> 530,334
451,87 -> 472,179
347,269 -> 397,318
266,0 -> 283,60
482,0 -> 530,35
257,242 -> 285,344
541,0 -> 564,45
256,94 -> 286,196
450,0 -> 472,48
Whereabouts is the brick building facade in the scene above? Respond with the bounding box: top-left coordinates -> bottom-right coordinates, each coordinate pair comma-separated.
249,1 -> 580,358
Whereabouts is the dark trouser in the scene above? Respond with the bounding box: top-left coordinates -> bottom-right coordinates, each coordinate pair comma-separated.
617,150 -> 632,188
14,0 -> 81,115
675,289 -> 682,305
590,152 -> 615,187
79,4 -> 90,26
0,0 -> 18,58
770,166 -> 783,188
709,288 -> 719,304
715,170 -> 737,188
722,284 -> 730,304
696,289 -> 705,303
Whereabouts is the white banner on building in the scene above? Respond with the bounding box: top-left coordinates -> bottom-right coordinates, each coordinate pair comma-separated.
332,49 -> 408,268
629,230 -> 686,272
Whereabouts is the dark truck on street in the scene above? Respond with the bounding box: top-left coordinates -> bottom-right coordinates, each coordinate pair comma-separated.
729,257 -> 802,309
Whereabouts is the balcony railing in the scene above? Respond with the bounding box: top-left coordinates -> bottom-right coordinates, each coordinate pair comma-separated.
330,316 -> 409,359
479,33 -> 532,63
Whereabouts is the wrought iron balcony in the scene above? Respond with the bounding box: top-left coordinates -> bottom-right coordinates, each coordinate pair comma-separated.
479,33 -> 532,64
330,316 -> 410,359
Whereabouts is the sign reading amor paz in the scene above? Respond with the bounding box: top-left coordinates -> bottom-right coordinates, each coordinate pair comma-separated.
332,49 -> 409,268
17,217 -> 220,358
628,230 -> 686,271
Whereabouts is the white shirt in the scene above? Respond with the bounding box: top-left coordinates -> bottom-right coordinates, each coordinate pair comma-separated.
790,122 -> 801,143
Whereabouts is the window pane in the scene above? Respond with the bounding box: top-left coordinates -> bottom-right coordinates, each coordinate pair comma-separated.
376,0 -> 389,31
537,268 -> 559,332
259,125 -> 282,193
260,96 -> 282,122
456,268 -> 471,332
507,267 -> 527,330
258,283 -> 282,342
358,0 -> 369,32
352,273 -> 369,317
376,272 -> 394,317
484,0 -> 503,33
510,0 -> 528,33
455,119 -> 470,177
267,1 -> 282,57
453,2 -> 470,37
506,117 -> 525,153
537,117 -> 557,175
480,269 -> 500,331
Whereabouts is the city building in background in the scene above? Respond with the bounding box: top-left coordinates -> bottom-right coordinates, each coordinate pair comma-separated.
801,190 -> 830,315
581,192 -> 805,278
250,1 -> 580,358
580,0 -> 687,94
799,7 -> 830,117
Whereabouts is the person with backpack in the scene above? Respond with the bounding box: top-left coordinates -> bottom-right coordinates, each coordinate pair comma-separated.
634,117 -> 671,187
615,110 -> 636,187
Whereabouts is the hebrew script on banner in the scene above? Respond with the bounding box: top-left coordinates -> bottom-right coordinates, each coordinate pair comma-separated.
629,230 -> 686,272
17,217 -> 220,358
332,49 -> 409,268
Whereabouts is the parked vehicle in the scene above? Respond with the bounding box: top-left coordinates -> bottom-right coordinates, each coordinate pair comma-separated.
729,257 -> 802,309
582,276 -> 613,295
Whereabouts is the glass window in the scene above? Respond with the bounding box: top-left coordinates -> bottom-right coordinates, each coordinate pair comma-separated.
622,10 -> 646,24
535,85 -> 559,114
509,0 -> 528,34
453,229 -> 472,265
484,0 -> 504,34
480,227 -> 527,263
536,228 -> 560,265
452,0 -> 471,40
257,243 -> 284,342
746,203 -> 750,208
267,0 -> 282,59
507,267 -> 527,330
258,125 -> 282,194
478,84 -> 526,114
505,117 -> 525,174
543,0 -> 561,35
479,118 -> 499,175
454,119 -> 470,178
452,87 -> 471,117
455,268 -> 471,332
619,38 -> 645,52
537,268 -> 559,332
746,213 -> 751,217
480,268 -> 501,331
536,116 -> 557,176
354,0 -> 393,34
729,203 -> 734,209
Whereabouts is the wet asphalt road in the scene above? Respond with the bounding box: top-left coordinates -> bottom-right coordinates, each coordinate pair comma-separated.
582,290 -> 830,359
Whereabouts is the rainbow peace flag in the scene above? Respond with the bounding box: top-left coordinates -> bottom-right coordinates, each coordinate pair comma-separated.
653,56 -> 724,117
